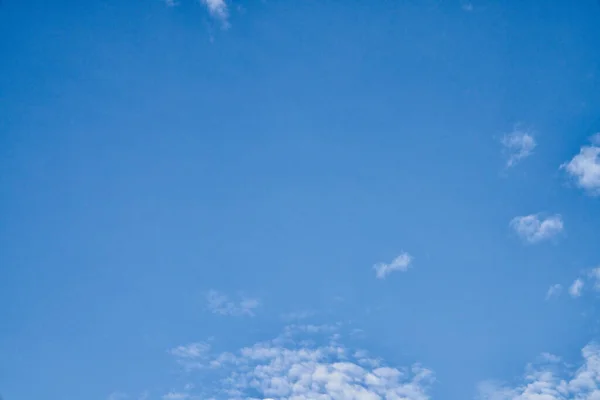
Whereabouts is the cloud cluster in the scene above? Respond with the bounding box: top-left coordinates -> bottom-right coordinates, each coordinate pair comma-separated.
510,214 -> 564,244
373,252 -> 413,279
168,325 -> 434,400
478,343 -> 600,400
206,290 -> 260,317
501,130 -> 537,167
562,134 -> 600,196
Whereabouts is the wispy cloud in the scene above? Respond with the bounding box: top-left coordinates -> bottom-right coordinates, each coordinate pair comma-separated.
206,290 -> 260,317
162,393 -> 189,400
569,278 -> 584,298
373,252 -> 413,279
477,343 -> 600,399
501,129 -> 536,167
281,310 -> 315,321
169,342 -> 212,371
510,213 -> 564,244
588,267 -> 600,290
545,284 -> 562,300
200,0 -> 230,28
107,393 -> 128,400
169,342 -> 211,359
561,134 -> 600,196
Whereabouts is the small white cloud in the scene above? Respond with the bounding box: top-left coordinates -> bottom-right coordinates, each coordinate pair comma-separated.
569,278 -> 584,298
510,213 -> 564,244
169,342 -> 210,359
539,352 -> 561,363
545,284 -> 562,300
163,0 -> 179,6
462,3 -> 474,11
200,0 -> 229,28
373,252 -> 413,279
206,290 -> 260,317
501,129 -> 536,167
561,134 -> 600,196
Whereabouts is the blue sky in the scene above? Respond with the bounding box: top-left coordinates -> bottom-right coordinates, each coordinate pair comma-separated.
1,0 -> 600,399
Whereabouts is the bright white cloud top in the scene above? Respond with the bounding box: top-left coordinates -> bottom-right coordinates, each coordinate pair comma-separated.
562,134 -> 600,196
510,214 -> 564,244
373,252 -> 413,279
501,129 -> 537,167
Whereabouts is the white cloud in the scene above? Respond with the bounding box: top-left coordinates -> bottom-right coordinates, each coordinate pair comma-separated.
501,129 -> 536,167
206,290 -> 260,317
462,3 -> 474,12
200,0 -> 230,28
169,342 -> 211,371
510,214 -> 564,244
561,134 -> 600,196
569,279 -> 584,298
199,325 -> 434,400
546,284 -> 562,300
373,252 -> 413,279
477,342 -> 600,400
163,0 -> 179,6
170,342 -> 211,359
167,325 -> 432,399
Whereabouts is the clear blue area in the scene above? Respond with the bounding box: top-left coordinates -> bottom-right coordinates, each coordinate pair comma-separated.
1,1 -> 600,399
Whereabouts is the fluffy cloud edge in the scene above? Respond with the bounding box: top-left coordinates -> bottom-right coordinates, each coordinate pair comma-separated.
510,213 -> 564,244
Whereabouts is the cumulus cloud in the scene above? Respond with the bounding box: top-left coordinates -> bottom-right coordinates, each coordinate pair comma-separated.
501,129 -> 537,167
168,324 -> 434,400
510,214 -> 564,244
478,343 -> 600,400
206,290 -> 260,317
569,279 -> 584,298
200,0 -> 230,28
373,252 -> 413,279
546,284 -> 562,300
561,134 -> 600,196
